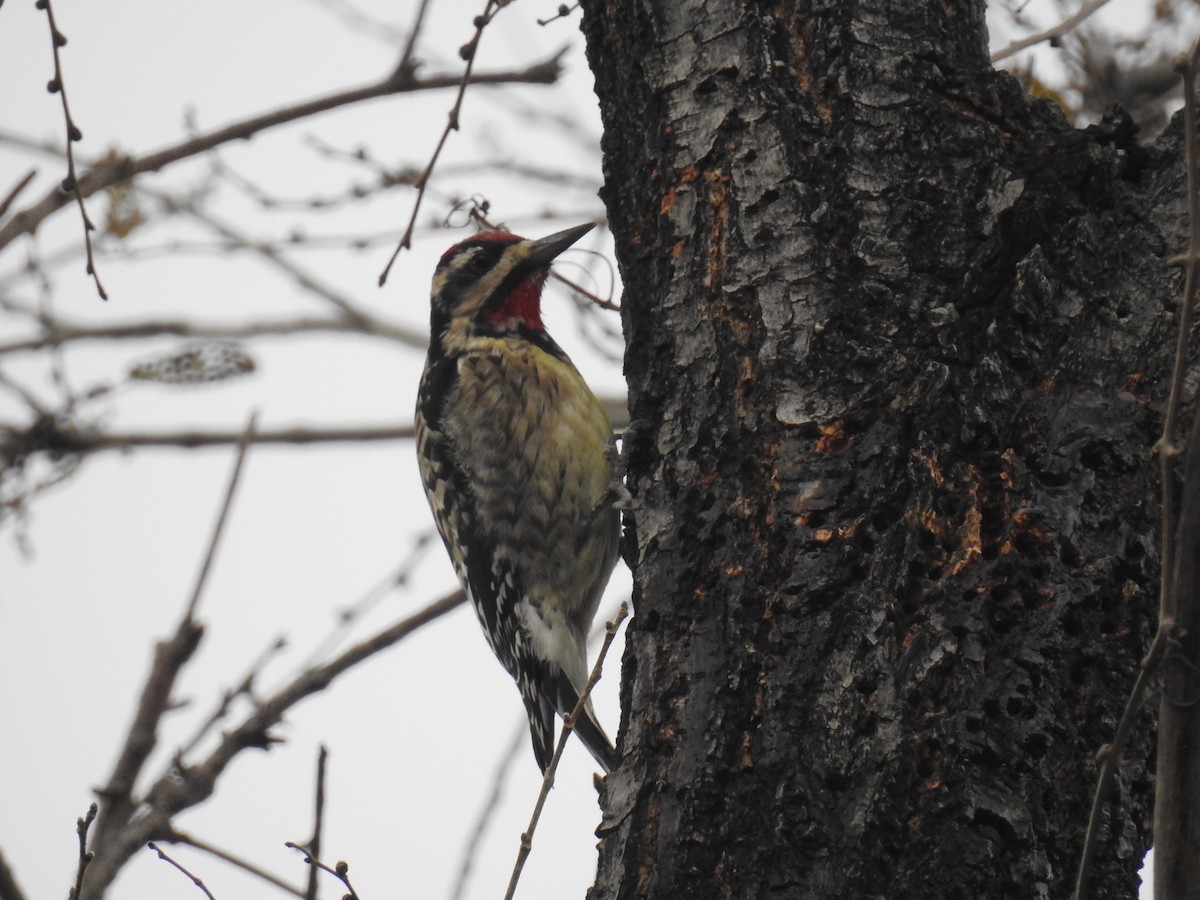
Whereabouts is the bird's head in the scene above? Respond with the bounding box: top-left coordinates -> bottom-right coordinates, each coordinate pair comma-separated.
429,223 -> 594,340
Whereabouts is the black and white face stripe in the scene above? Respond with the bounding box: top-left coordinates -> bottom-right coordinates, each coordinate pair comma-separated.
429,224 -> 594,322
431,235 -> 524,316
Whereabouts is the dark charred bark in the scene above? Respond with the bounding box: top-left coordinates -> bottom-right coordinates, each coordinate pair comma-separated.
581,2 -> 1179,897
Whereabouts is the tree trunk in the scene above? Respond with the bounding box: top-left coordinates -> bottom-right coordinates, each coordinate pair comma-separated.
581,2 -> 1176,897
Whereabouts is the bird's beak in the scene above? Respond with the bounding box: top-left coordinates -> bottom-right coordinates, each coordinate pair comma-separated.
522,222 -> 596,270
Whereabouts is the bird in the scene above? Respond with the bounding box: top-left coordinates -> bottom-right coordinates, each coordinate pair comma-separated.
414,222 -> 621,773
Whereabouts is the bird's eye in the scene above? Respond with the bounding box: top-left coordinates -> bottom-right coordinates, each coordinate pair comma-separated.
468,253 -> 492,272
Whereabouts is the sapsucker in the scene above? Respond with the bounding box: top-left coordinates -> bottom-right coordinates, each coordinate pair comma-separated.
415,223 -> 620,773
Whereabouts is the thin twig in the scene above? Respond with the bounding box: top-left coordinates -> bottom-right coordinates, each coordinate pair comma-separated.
396,0 -> 433,80
174,635 -> 288,761
0,315 -> 423,356
1070,32 -> 1200,900
152,190 -> 381,329
503,602 -> 628,900
284,843 -> 359,900
68,804 -> 97,900
449,722 -> 525,900
1071,623 -> 1173,900
4,394 -> 629,457
146,843 -> 216,900
537,2 -> 579,26
35,0 -> 106,298
298,539 -> 434,671
0,369 -> 50,416
0,169 -> 36,220
991,0 -> 1116,64
89,416 -> 258,872
297,0 -> 409,43
185,412 -> 258,620
89,619 -> 205,861
305,747 -> 329,900
79,589 -> 467,898
553,268 -> 620,312
170,831 -> 306,898
0,55 -> 564,254
1153,389 -> 1200,896
16,422 -> 416,453
1148,32 -> 1200,900
378,2 -> 564,284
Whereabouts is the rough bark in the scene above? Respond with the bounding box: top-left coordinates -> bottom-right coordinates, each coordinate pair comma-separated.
581,2 -> 1178,897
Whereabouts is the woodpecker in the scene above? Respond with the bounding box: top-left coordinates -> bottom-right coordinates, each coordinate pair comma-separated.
415,223 -> 620,774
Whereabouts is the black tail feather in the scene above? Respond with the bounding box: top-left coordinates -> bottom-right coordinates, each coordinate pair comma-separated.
553,670 -> 618,774
569,703 -> 618,774
522,672 -> 619,774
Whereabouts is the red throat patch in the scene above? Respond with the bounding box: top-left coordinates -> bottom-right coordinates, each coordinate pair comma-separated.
483,270 -> 547,330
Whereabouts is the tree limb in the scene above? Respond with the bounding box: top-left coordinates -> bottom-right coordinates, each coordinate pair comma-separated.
990,0 -> 1116,64
17,422 -> 417,453
79,588 -> 466,900
0,52 -> 566,253
89,417 -> 257,873
4,395 -> 628,458
0,845 -> 28,900
0,315 -> 423,356
168,831 -> 306,899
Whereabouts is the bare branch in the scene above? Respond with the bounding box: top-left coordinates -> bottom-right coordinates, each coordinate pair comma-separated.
149,188 -> 386,328
68,804 -> 97,900
170,831 -> 305,898
0,368 -> 51,416
4,391 -> 626,461
35,0 -> 106,298
1,390 -> 623,498
79,588 -> 466,899
1153,390 -> 1200,897
145,843 -> 216,900
298,539 -> 435,670
13,422 -> 415,455
396,0 -> 433,80
185,413 -> 258,620
1150,32 -> 1200,900
1071,622 -> 1171,900
0,54 -> 565,255
450,722 -> 524,900
89,416 -> 258,877
304,747 -> 329,900
0,169 -> 36,221
297,0 -> 409,44
991,0 -> 1116,64
0,845 -> 27,900
285,844 -> 359,900
503,601 -> 628,900
211,141 -> 598,216
378,0 -> 565,284
537,2 -> 579,27
173,634 -> 287,760
87,619 -> 203,872
0,315 -> 423,356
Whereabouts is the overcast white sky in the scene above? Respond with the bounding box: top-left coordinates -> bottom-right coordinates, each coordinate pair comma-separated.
0,2 -> 1177,898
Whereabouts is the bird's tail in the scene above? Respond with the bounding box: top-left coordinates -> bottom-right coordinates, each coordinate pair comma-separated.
569,699 -> 618,774
525,670 -> 617,774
